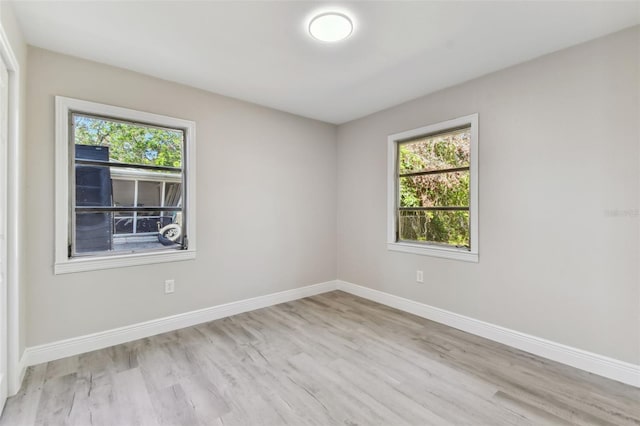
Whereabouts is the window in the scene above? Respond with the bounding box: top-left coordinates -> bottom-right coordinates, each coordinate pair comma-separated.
387,114 -> 478,262
55,97 -> 196,274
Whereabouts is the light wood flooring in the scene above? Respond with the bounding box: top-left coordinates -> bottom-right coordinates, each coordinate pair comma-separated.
1,291 -> 639,425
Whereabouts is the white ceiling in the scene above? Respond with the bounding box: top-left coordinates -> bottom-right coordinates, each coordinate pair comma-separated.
11,1 -> 640,124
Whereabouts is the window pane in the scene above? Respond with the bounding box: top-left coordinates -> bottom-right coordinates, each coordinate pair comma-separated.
106,210 -> 179,254
75,165 -> 111,207
399,127 -> 470,174
114,214 -> 134,234
112,234 -> 178,253
72,113 -> 185,257
137,181 -> 162,207
136,212 -> 162,233
75,212 -> 112,253
73,114 -> 183,168
399,171 -> 470,208
398,210 -> 470,248
158,216 -> 174,228
164,182 -> 182,206
112,179 -> 135,207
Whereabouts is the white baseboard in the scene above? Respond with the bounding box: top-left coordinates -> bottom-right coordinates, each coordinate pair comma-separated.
336,280 -> 640,388
22,280 -> 338,367
18,279 -> 639,390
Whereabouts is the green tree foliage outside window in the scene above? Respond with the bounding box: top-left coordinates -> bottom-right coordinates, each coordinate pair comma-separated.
398,127 -> 471,248
74,115 -> 183,167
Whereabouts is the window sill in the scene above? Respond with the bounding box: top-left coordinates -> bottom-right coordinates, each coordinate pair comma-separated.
387,242 -> 478,262
54,249 -> 196,274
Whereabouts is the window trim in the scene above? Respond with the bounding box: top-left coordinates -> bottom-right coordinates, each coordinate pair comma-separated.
387,113 -> 478,262
54,96 -> 197,274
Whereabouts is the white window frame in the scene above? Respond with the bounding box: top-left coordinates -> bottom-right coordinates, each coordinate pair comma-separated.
54,96 -> 197,274
387,113 -> 478,262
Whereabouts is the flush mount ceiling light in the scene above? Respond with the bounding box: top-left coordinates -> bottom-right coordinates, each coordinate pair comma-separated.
308,12 -> 353,42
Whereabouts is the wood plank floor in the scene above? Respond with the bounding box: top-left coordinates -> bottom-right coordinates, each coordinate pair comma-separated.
1,291 -> 639,425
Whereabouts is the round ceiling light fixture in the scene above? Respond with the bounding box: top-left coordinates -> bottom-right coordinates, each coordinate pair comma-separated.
308,12 -> 353,42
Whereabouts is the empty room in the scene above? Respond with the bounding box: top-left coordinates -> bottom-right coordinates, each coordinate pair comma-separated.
0,0 -> 638,425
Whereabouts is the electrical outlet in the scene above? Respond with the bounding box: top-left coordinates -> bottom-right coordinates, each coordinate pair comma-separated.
164,279 -> 175,294
416,270 -> 424,283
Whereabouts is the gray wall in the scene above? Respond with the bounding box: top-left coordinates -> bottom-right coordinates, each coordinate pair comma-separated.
336,27 -> 640,364
23,26 -> 640,366
26,47 -> 337,346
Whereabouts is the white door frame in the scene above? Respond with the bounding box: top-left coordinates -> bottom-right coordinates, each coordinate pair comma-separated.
0,22 -> 22,399
0,51 -> 9,413
0,43 -> 7,412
